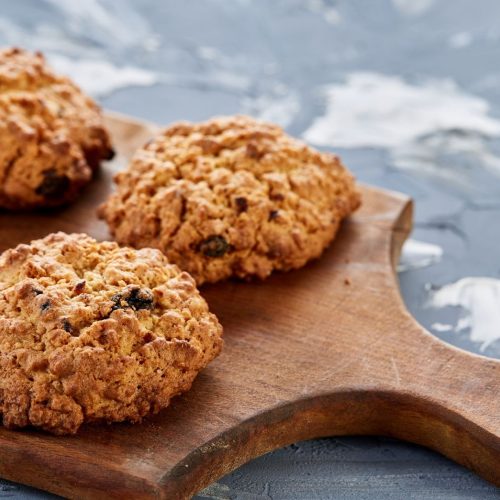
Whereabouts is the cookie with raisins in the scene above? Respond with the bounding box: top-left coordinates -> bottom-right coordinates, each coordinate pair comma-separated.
0,47 -> 114,209
99,115 -> 360,284
0,232 -> 223,434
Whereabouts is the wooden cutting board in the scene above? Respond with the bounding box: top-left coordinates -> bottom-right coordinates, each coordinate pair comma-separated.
0,113 -> 499,499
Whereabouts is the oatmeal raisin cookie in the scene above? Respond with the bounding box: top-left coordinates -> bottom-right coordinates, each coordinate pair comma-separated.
99,115 -> 360,284
0,232 -> 223,434
0,47 -> 114,209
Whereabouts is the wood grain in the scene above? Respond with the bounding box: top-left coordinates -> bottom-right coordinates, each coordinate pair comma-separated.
0,113 -> 498,499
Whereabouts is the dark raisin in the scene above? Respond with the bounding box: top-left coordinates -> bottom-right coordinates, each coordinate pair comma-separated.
35,169 -> 70,199
269,210 -> 279,221
267,247 -> 281,259
105,148 -> 116,161
40,300 -> 50,312
85,145 -> 114,166
74,280 -> 86,294
270,193 -> 285,201
62,318 -> 74,334
246,143 -> 264,160
110,293 -> 123,311
126,288 -> 154,311
199,235 -> 230,258
111,287 -> 154,312
235,197 -> 248,213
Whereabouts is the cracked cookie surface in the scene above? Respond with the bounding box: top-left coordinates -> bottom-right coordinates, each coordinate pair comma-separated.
99,115 -> 361,284
0,47 -> 114,209
0,232 -> 223,434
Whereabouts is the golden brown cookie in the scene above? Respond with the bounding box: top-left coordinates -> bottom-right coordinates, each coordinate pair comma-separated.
0,47 -> 114,209
0,232 -> 223,434
99,115 -> 361,285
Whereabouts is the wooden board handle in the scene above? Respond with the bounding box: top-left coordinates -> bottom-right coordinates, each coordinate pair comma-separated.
342,196 -> 500,486
359,313 -> 500,486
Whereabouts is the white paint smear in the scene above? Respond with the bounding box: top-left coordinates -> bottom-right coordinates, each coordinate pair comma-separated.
0,0 -> 155,54
197,46 -> 219,61
306,0 -> 341,25
44,0 -> 154,50
48,55 -> 158,98
243,92 -> 300,128
303,73 -> 500,148
392,130 -> 500,189
428,277 -> 500,350
398,239 -> 443,272
431,322 -> 453,332
449,32 -> 473,49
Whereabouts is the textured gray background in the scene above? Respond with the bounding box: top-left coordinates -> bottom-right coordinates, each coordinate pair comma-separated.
0,0 -> 500,498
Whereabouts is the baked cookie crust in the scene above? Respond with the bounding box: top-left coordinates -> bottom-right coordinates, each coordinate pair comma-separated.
0,232 -> 223,434
0,47 -> 114,209
99,115 -> 361,284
